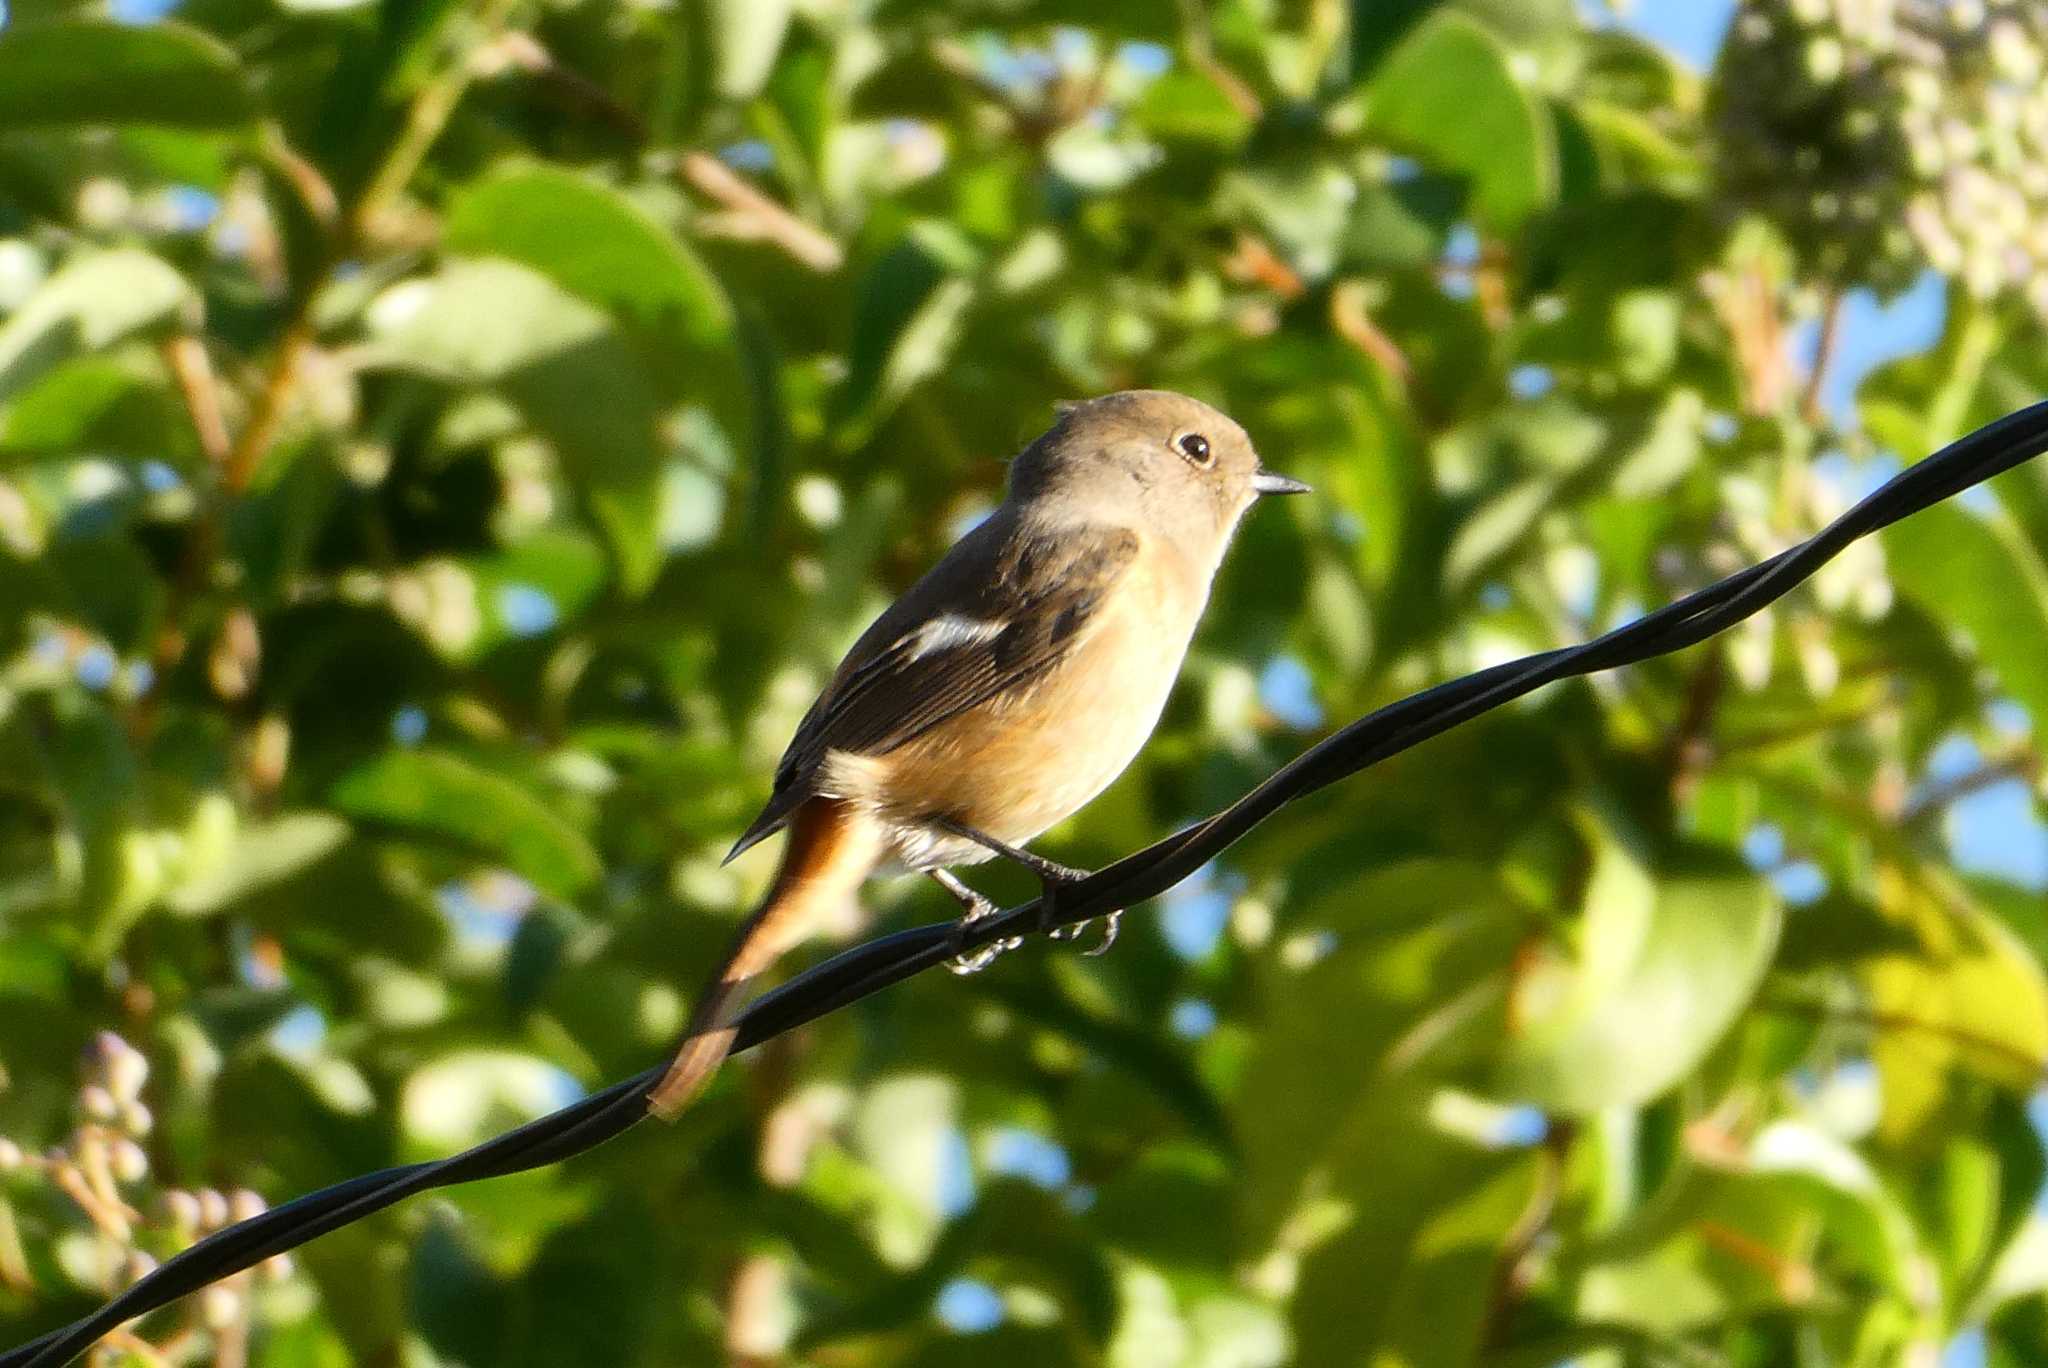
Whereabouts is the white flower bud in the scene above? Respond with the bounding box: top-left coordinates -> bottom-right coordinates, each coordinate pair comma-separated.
109,1138 -> 149,1184
1989,20 -> 2041,80
162,1189 -> 203,1232
200,1284 -> 240,1330
92,1033 -> 149,1103
196,1187 -> 229,1230
1805,36 -> 1845,82
2027,273 -> 2048,319
228,1189 -> 267,1223
78,1086 -> 117,1121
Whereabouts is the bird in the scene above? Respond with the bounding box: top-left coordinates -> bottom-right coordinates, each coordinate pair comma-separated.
647,389 -> 1309,1119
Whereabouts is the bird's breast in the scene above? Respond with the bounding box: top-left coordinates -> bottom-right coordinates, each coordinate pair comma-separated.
866,545 -> 1208,863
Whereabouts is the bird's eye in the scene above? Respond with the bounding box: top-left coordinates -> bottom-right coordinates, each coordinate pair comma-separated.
1176,432 -> 1212,465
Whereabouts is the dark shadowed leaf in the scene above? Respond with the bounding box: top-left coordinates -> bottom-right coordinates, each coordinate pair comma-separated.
0,21 -> 255,129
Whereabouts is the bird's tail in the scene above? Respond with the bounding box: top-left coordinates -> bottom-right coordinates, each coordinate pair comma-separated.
648,797 -> 880,1120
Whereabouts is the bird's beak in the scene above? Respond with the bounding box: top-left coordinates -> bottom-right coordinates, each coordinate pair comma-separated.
1251,469 -> 1312,496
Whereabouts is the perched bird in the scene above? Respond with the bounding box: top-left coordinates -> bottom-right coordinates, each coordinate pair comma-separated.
649,389 -> 1308,1118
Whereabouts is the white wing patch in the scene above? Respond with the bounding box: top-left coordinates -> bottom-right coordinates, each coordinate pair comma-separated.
905,614 -> 1008,662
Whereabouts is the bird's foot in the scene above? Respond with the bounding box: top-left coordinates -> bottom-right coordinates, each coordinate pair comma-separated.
1063,910 -> 1122,956
1029,869 -> 1123,958
930,821 -> 1124,962
931,868 -> 1022,976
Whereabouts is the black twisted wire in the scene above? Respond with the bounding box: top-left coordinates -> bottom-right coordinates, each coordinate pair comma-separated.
10,399 -> 2048,1368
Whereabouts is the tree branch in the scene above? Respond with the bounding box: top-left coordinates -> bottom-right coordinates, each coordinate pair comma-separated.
678,152 -> 844,273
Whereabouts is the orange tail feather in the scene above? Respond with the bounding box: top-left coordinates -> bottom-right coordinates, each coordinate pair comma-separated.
648,798 -> 881,1120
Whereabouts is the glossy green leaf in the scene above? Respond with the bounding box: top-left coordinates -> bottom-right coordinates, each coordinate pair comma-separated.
0,20 -> 255,129
364,259 -> 667,592
0,247 -> 193,402
1364,12 -> 1556,234
1884,501 -> 2048,730
444,166 -> 732,349
1493,841 -> 1779,1114
330,749 -> 600,897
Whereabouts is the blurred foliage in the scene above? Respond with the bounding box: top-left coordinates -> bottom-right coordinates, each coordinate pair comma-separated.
4,0 -> 2048,1363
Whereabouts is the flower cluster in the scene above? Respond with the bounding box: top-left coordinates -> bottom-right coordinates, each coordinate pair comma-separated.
1717,0 -> 2048,314
0,1033 -> 295,1358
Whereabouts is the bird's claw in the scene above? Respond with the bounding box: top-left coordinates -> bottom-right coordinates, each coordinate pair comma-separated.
946,897 -> 1021,976
928,825 -> 1121,969
1082,910 -> 1122,956
1049,909 -> 1122,956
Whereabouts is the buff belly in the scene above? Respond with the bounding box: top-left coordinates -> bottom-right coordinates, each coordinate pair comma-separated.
816,591 -> 1195,873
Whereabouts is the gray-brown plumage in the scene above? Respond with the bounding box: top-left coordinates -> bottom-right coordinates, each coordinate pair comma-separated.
650,390 -> 1308,1118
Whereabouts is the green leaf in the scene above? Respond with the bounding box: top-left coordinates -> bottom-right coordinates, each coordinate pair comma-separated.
838,225 -> 979,438
0,356 -> 163,454
1884,500 -> 2048,730
330,748 -> 600,897
1363,11 -> 1555,234
364,259 -> 666,592
38,693 -> 145,957
401,1051 -> 575,1158
1859,287 -> 2001,457
1367,1154 -> 1545,1365
1861,873 -> 2048,1146
1219,161 -> 1358,282
1235,859 -> 1521,1247
1130,69 -> 1255,148
1493,839 -> 1779,1114
708,0 -> 792,99
165,812 -> 352,916
850,1073 -> 960,1267
0,20 -> 255,129
1745,1119 -> 1923,1296
1578,1167 -> 1841,1332
443,165 -> 732,350
0,247 -> 194,402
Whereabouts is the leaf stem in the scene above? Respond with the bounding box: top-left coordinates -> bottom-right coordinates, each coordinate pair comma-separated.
1799,286 -> 1843,425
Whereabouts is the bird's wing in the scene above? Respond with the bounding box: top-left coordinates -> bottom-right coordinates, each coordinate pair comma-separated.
725,523 -> 1139,860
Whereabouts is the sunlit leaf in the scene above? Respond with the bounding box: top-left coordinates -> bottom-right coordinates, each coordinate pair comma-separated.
165,811 -> 351,916
363,259 -> 667,592
1493,840 -> 1779,1114
330,748 -> 600,897
1861,868 -> 2048,1146
1884,500 -> 2048,729
0,247 -> 193,402
401,1049 -> 577,1156
1363,11 -> 1556,234
444,165 -> 732,349
708,0 -> 792,99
